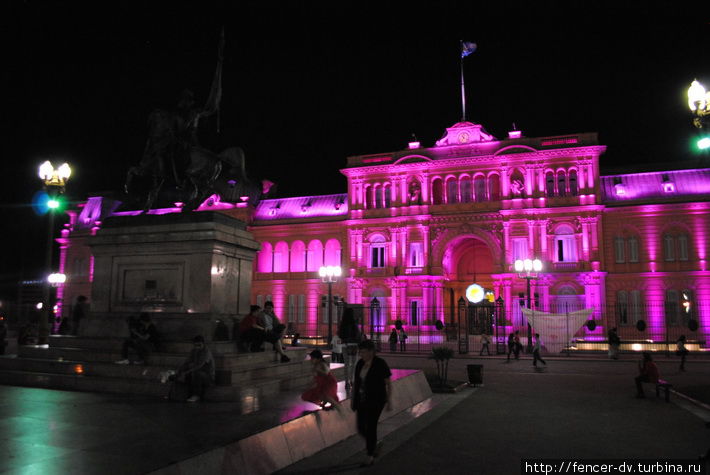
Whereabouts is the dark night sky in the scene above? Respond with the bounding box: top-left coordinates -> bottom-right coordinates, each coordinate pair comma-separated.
2,1 -> 709,298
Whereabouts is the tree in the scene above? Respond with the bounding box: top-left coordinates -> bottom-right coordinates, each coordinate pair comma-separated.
429,346 -> 455,386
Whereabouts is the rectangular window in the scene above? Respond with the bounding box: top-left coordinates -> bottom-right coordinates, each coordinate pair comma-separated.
614,237 -> 625,264
297,295 -> 305,323
665,290 -> 680,326
664,235 -> 675,261
410,299 -> 422,326
371,244 -> 385,268
409,242 -> 423,267
628,237 -> 639,263
288,295 -> 296,323
617,291 -> 628,325
630,290 -> 641,324
556,236 -> 577,262
678,235 -> 689,261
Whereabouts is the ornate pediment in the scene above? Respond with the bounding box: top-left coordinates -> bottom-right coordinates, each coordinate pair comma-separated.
435,121 -> 496,147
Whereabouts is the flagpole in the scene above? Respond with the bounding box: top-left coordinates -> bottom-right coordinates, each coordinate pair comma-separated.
460,40 -> 466,121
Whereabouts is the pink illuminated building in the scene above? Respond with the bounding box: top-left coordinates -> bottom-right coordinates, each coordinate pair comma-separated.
58,121 -> 710,349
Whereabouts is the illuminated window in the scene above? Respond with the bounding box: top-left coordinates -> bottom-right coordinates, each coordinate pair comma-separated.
431,179 -> 444,205
370,235 -> 386,268
306,240 -> 323,271
546,172 -> 555,197
446,178 -> 458,204
512,238 -> 529,262
273,242 -> 289,272
488,174 -> 501,201
569,170 -> 578,196
324,239 -> 342,267
557,171 -> 566,197
258,242 -> 273,272
290,240 -> 306,272
460,177 -> 472,203
554,224 -> 577,262
409,242 -> 423,267
474,175 -> 486,202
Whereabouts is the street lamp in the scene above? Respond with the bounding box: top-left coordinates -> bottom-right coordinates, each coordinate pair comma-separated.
319,265 -> 341,347
38,160 -> 71,345
514,258 -> 543,353
687,80 -> 710,149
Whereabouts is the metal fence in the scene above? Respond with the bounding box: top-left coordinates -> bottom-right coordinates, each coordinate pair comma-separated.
281,299 -> 710,355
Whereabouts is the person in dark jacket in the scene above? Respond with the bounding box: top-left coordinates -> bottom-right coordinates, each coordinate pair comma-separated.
115,313 -> 160,365
352,339 -> 392,467
338,307 -> 361,390
173,335 -> 215,403
388,328 -> 398,352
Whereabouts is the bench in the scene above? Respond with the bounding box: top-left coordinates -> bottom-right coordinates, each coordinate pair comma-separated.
655,379 -> 673,402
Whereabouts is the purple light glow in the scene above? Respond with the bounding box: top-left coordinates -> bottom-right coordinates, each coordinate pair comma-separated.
254,194 -> 348,220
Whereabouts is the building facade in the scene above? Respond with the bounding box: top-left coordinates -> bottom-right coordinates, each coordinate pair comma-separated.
58,121 -> 710,349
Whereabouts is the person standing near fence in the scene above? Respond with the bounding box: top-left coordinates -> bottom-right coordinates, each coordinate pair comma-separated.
479,332 -> 491,356
399,328 -> 407,352
388,328 -> 398,352
676,335 -> 689,372
506,332 -> 515,362
608,327 -> 621,360
338,307 -> 361,391
532,333 -> 547,368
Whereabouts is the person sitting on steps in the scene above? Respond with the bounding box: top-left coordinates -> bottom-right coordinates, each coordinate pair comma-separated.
171,335 -> 215,403
116,313 -> 160,365
261,301 -> 290,363
634,352 -> 659,398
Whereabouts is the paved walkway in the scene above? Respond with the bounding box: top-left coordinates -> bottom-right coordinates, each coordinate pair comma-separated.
281,353 -> 710,474
2,352 -> 709,474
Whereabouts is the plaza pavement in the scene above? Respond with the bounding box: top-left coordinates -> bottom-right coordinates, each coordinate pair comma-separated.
1,352 -> 709,474
280,352 -> 710,475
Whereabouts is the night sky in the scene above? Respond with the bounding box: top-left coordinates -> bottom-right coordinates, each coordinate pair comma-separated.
2,1 -> 709,299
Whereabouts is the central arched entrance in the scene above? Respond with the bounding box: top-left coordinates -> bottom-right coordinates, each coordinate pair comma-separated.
442,236 -> 496,319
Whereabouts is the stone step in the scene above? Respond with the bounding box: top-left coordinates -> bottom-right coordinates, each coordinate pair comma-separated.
48,335 -> 238,354
0,364 -> 346,401
21,345 -> 309,370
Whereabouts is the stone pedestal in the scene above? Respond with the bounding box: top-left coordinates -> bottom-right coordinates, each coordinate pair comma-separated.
85,211 -> 259,340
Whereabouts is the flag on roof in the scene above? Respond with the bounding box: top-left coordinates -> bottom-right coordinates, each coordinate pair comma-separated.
461,41 -> 477,58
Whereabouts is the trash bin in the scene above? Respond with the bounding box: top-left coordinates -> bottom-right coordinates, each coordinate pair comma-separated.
467,364 -> 483,386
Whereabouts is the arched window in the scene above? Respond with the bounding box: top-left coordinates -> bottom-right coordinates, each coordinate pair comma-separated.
431,178 -> 444,205
290,240 -> 306,272
557,171 -> 566,197
488,174 -> 501,201
460,176 -> 472,203
446,177 -> 458,204
273,241 -> 289,272
569,170 -> 578,196
474,175 -> 486,202
370,234 -> 386,268
324,239 -> 342,266
509,170 -> 525,198
545,172 -> 555,197
306,240 -> 323,271
374,185 -> 383,209
258,242 -> 273,272
363,185 -> 371,209
383,183 -> 391,207
554,224 -> 577,262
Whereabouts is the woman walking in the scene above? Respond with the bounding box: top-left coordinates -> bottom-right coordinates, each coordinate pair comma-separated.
676,335 -> 689,372
352,339 -> 392,467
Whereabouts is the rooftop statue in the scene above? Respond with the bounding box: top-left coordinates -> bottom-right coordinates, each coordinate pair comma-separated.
125,30 -> 272,213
